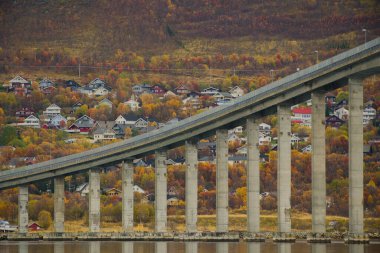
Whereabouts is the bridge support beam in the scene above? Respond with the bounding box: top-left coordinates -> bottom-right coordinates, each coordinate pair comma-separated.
155,149 -> 167,232
185,139 -> 198,232
277,104 -> 292,233
216,128 -> 229,232
54,176 -> 65,233
247,117 -> 260,233
122,161 -> 134,232
89,168 -> 100,232
311,91 -> 326,233
349,78 -> 364,234
18,185 -> 29,233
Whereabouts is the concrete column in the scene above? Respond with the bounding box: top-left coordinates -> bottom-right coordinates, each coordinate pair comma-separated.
89,168 -> 100,232
185,242 -> 198,253
18,185 -> 28,233
155,241 -> 167,253
246,117 -> 260,233
349,244 -> 364,253
185,139 -> 198,232
247,242 -> 260,253
348,77 -> 364,234
122,161 -> 134,232
216,242 -> 228,253
89,241 -> 100,253
122,242 -> 134,253
277,104 -> 292,233
216,128 -> 229,232
312,244 -> 326,253
54,176 -> 65,233
18,243 -> 28,253
311,91 -> 326,233
155,149 -> 167,232
54,242 -> 64,253
277,243 -> 291,253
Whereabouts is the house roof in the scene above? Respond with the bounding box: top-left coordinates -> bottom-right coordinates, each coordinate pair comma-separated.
292,107 -> 312,114
71,115 -> 95,128
123,112 -> 140,122
10,75 -> 29,84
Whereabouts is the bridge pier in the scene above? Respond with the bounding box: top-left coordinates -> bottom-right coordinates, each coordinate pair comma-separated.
18,185 -> 29,233
155,149 -> 168,232
54,176 -> 65,233
311,91 -> 326,233
122,161 -> 134,232
348,77 -> 364,235
185,140 -> 198,232
216,128 -> 229,232
89,168 -> 101,232
247,117 -> 260,233
277,104 -> 292,233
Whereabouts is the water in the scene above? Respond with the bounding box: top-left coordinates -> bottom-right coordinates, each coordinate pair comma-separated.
0,241 -> 379,253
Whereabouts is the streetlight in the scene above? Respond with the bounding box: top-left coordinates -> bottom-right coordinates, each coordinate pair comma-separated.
314,50 -> 319,64
362,28 -> 367,44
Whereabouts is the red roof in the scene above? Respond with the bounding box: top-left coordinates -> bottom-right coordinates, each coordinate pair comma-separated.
292,107 -> 312,114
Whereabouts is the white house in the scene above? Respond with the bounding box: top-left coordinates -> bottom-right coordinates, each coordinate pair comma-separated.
229,86 -> 245,98
93,87 -> 110,97
291,134 -> 301,145
334,107 -> 349,120
124,97 -> 140,111
259,135 -> 271,146
50,114 -> 67,128
201,87 -> 221,96
292,107 -> 312,123
363,105 -> 376,124
93,128 -> 116,142
228,126 -> 243,134
19,115 -> 40,128
76,183 -> 89,196
135,118 -> 148,128
43,104 -> 61,118
115,113 -> 139,126
259,123 -> 271,135
133,185 -> 145,194
301,145 -> 312,153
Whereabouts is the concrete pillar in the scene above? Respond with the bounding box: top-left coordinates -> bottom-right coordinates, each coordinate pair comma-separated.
247,242 -> 260,253
349,244 -> 364,253
54,176 -> 65,233
122,242 -> 134,253
246,117 -> 260,233
311,91 -> 326,233
155,242 -> 167,253
185,139 -> 198,232
18,185 -> 28,233
155,149 -> 167,232
89,241 -> 100,253
277,243 -> 291,253
277,104 -> 292,233
216,128 -> 229,232
216,242 -> 228,253
348,77 -> 364,234
54,242 -> 64,253
122,161 -> 134,232
89,168 -> 100,232
18,243 -> 28,253
185,242 -> 198,253
311,244 -> 326,253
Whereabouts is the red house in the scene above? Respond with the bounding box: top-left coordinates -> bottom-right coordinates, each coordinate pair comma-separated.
151,85 -> 167,96
28,222 -> 42,231
68,115 -> 95,134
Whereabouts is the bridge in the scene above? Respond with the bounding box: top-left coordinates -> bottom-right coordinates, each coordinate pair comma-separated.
0,38 -> 379,242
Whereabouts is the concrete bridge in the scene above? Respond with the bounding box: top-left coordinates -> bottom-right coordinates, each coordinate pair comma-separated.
0,38 -> 379,242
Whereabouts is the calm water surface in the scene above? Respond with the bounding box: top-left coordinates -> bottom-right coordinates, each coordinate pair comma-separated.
0,241 -> 379,253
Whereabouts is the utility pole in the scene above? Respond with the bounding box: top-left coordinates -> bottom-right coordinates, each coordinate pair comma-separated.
78,60 -> 81,78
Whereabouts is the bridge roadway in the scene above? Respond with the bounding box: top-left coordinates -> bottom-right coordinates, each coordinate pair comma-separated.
0,38 -> 379,190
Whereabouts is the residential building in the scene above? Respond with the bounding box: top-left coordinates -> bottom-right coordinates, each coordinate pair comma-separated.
43,104 -> 61,118
15,108 -> 34,118
18,115 -> 40,128
151,85 -> 167,96
64,80 -> 81,91
39,79 -> 54,90
174,84 -> 191,96
92,121 -> 116,141
98,98 -> 113,108
325,115 -> 345,128
201,87 -> 221,96
115,113 -> 139,126
132,84 -> 152,95
68,115 -> 95,134
124,96 -> 140,111
334,107 -> 349,120
103,188 -> 121,196
292,107 -> 312,124
259,123 -> 271,135
363,105 -> 376,125
50,114 -> 67,128
133,185 -> 145,194
229,86 -> 245,97
213,92 -> 234,102
6,76 -> 32,96
75,183 -> 89,196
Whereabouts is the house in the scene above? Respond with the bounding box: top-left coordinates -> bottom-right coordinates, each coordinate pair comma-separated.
133,185 -> 145,194
68,115 -> 95,134
7,157 -> 36,169
64,80 -> 81,91
363,105 -> 376,125
78,78 -> 111,97
229,126 -> 243,134
213,92 -> 234,102
164,91 -> 177,98
167,197 -> 179,206
228,133 -> 242,143
151,85 -> 167,96
334,107 -> 349,120
75,183 -> 89,196
50,114 -> 67,128
182,96 -> 201,109
39,79 -> 54,90
135,118 -> 148,128
259,123 -> 271,135
229,86 -> 245,98
18,115 -> 40,128
301,144 -> 312,153
133,158 -> 148,167
259,135 -> 271,146
115,113 -> 140,126
132,84 -> 152,95
103,188 -> 121,196
291,134 -> 301,145
6,76 -> 32,96
98,98 -> 113,108
41,86 -> 56,95
72,102 -> 83,112
92,121 -> 116,141
292,107 -> 312,124
28,222 -> 42,231
15,108 -> 34,118
43,104 -> 61,118
168,186 -> 178,197
325,115 -> 345,128
124,96 -> 140,112
112,124 -> 131,139
174,84 -> 191,96
201,87 -> 221,96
